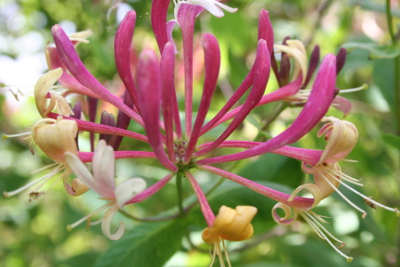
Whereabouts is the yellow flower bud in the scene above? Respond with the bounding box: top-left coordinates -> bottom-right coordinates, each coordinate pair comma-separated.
32,118 -> 78,164
202,205 -> 257,244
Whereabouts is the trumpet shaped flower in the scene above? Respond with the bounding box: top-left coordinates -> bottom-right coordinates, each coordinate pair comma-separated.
3,117 -> 86,200
3,0 -> 398,264
64,140 -> 147,240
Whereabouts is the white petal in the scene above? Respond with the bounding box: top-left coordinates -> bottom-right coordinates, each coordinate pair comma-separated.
115,178 -> 147,208
93,140 -> 116,196
101,206 -> 125,240
64,152 -> 100,193
198,2 -> 224,17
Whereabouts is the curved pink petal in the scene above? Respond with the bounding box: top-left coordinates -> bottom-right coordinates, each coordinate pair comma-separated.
198,54 -> 337,165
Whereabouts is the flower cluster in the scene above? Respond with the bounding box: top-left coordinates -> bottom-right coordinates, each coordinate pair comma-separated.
3,0 -> 399,265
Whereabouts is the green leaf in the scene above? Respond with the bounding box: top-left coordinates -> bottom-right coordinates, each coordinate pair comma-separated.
373,58 -> 396,114
343,42 -> 400,59
94,220 -> 186,267
382,133 -> 400,150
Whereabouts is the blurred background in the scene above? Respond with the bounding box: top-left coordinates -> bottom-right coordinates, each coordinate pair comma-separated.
0,0 -> 399,266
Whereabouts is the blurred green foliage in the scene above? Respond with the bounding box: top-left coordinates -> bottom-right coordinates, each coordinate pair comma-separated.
0,0 -> 399,266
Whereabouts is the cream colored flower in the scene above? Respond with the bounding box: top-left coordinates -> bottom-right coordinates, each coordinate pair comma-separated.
64,140 -> 147,240
34,68 -> 74,117
202,205 -> 257,267
3,117 -> 87,200
274,40 -> 308,83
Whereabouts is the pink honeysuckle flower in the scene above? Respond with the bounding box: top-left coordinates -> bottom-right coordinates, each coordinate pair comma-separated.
64,140 -> 147,240
6,0 -> 397,262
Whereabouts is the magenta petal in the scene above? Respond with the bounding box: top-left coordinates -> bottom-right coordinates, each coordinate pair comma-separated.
136,49 -> 177,172
184,33 -> 221,163
126,173 -> 175,205
151,0 -> 172,53
115,11 -> 139,107
47,112 -> 148,144
332,95 -> 352,117
195,40 -> 270,158
200,10 -> 274,135
161,42 -> 181,161
205,76 -> 302,133
186,171 -> 215,227
198,54 -> 337,165
258,10 -> 274,54
46,46 -> 98,98
178,4 -> 205,138
51,25 -> 144,126
200,165 -> 314,210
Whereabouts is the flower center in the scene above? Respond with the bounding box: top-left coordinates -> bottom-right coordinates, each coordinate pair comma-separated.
174,141 -> 196,171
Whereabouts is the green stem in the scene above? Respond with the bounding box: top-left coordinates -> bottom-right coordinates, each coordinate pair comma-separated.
395,56 -> 400,135
386,0 -> 396,44
176,171 -> 185,216
386,0 -> 400,134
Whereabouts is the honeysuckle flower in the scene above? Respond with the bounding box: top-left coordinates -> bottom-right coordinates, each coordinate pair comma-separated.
274,40 -> 308,83
270,117 -> 399,262
3,117 -> 87,200
202,205 -> 257,267
4,0 -> 398,264
64,140 -> 147,240
34,68 -> 74,117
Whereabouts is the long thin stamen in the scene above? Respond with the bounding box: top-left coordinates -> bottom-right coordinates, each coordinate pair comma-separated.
66,202 -> 114,231
2,131 -> 32,139
319,171 -> 368,217
30,165 -> 66,193
216,242 -> 226,267
3,164 -> 65,198
222,240 -> 232,267
303,211 -> 343,244
300,212 -> 353,262
339,84 -> 368,93
31,162 -> 60,174
326,170 -> 400,216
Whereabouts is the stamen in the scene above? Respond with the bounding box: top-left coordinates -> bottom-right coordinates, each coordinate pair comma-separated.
221,240 -> 232,267
301,212 -> 353,262
326,171 -> 400,216
339,84 -> 368,93
328,168 -> 364,186
31,162 -> 60,174
319,172 -> 367,217
209,244 -> 216,267
2,131 -> 32,139
66,202 -> 114,231
303,211 -> 342,244
3,164 -> 64,198
216,242 -> 225,267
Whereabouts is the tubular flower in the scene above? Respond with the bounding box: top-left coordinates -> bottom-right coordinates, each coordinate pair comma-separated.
3,0 -> 397,263
64,140 -> 147,240
34,68 -> 74,118
274,40 -> 308,83
271,117 -> 399,262
202,205 -> 257,267
3,117 -> 87,200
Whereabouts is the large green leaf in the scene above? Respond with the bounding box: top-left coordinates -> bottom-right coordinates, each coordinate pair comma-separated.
94,220 -> 186,267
